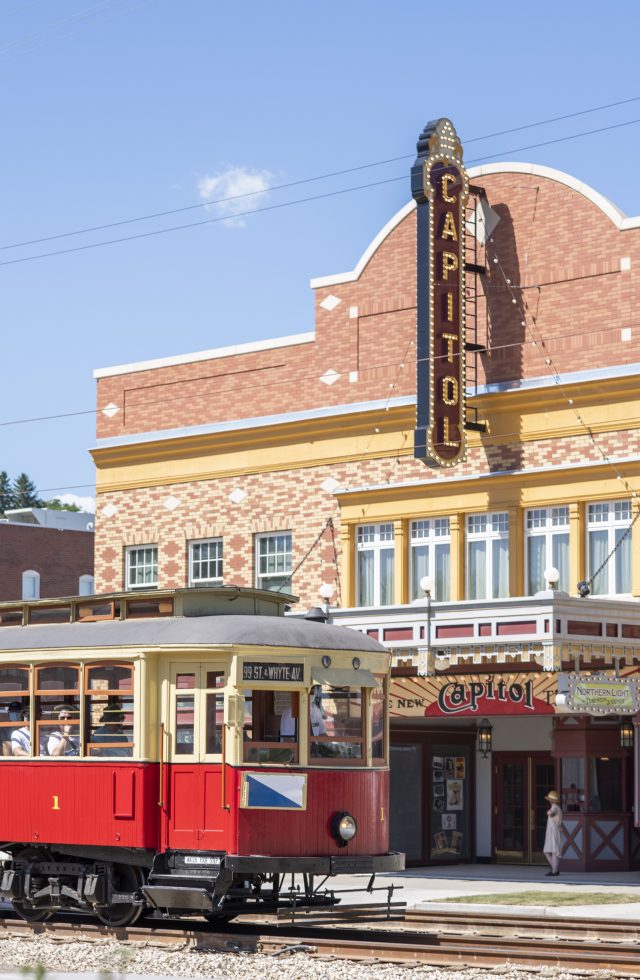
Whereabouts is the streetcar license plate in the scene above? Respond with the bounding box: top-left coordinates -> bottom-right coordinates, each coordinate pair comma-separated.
184,856 -> 221,865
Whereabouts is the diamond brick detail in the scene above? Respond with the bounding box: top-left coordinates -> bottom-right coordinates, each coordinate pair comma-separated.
319,294 -> 341,311
229,488 -> 247,504
320,369 -> 340,386
101,402 -> 120,418
163,495 -> 181,511
101,503 -> 118,518
320,477 -> 340,494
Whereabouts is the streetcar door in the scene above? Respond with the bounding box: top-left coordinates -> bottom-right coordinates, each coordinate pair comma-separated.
162,663 -> 230,851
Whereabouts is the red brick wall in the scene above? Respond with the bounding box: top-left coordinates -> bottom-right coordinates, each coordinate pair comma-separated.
93,167 -> 640,603
96,170 -> 640,441
0,526 -> 94,601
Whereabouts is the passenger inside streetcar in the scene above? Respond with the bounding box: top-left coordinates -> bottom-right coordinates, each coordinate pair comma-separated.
47,706 -> 80,757
10,704 -> 30,757
91,703 -> 132,757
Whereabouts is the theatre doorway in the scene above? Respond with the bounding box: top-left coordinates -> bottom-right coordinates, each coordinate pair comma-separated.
493,752 -> 555,864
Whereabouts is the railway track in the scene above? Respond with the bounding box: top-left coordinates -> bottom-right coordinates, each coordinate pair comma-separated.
0,909 -> 639,975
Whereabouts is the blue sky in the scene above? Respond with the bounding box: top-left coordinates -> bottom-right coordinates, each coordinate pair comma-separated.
2,0 -> 640,510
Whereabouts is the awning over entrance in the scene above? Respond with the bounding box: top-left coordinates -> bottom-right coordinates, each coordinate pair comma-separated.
311,667 -> 377,689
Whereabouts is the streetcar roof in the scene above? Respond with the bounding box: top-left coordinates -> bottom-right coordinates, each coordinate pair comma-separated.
0,614 -> 386,654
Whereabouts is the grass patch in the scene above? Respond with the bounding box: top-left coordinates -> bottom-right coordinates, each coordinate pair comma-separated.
442,890 -> 640,907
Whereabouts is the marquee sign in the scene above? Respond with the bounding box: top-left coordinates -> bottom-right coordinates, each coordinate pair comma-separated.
412,118 -> 469,468
390,673 -> 556,718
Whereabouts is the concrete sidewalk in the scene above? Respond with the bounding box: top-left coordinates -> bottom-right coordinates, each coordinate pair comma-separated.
331,862 -> 640,919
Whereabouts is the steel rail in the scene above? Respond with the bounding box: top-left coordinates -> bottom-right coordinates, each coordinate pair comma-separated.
1,912 -> 639,974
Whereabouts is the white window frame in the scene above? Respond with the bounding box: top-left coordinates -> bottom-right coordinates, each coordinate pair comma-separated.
255,532 -> 292,593
189,538 -> 223,587
356,522 -> 395,607
22,570 -> 40,600
525,506 -> 570,595
587,500 -> 632,596
410,518 -> 451,601
78,574 -> 95,596
125,545 -> 158,591
466,512 -> 509,600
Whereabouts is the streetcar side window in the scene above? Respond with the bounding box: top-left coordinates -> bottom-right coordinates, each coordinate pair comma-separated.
175,672 -> 196,755
309,684 -> 364,763
35,665 -> 81,757
0,667 -> 30,757
371,675 -> 387,763
243,690 -> 299,764
85,664 -> 134,757
205,671 -> 225,755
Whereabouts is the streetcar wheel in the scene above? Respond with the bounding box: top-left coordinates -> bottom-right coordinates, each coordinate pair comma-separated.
94,864 -> 144,927
12,847 -> 53,922
12,902 -> 53,923
203,911 -> 236,927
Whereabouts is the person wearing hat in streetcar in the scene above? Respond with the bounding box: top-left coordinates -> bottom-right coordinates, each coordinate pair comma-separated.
543,789 -> 563,876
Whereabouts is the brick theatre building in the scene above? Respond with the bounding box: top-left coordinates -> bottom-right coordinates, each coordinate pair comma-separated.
91,119 -> 640,870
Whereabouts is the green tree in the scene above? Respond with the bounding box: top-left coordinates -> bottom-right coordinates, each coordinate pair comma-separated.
12,473 -> 43,509
41,498 -> 80,512
0,471 -> 13,514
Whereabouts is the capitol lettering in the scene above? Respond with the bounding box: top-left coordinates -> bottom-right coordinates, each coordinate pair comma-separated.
437,678 -> 535,714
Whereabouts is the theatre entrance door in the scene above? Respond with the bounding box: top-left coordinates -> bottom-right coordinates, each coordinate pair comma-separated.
493,753 -> 555,864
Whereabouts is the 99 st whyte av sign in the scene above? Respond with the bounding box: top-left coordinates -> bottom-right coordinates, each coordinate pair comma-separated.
412,118 -> 468,467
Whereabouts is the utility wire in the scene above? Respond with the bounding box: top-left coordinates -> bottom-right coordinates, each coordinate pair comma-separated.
0,105 -> 640,256
3,315 -> 640,431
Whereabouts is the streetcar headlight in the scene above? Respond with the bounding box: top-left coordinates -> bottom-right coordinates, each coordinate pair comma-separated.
331,811 -> 357,846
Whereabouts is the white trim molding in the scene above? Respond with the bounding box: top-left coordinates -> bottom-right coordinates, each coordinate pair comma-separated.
310,162 -> 640,289
94,331 -> 315,380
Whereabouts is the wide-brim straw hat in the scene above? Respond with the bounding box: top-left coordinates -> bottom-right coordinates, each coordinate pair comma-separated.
545,790 -> 560,804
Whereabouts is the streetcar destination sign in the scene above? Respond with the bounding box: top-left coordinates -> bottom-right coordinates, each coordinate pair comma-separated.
412,117 -> 468,467
242,662 -> 304,682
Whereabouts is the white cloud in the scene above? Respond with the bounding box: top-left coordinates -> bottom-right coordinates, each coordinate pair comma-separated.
197,165 -> 274,228
56,493 -> 96,514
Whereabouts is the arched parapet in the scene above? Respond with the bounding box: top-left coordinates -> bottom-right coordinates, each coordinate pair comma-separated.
310,162 -> 640,289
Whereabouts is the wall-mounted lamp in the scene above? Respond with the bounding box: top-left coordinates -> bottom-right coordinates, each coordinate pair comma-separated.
477,717 -> 493,758
619,717 -> 634,749
577,580 -> 591,598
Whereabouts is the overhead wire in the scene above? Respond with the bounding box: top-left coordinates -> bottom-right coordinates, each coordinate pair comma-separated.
3,315 -> 640,431
2,115 -> 640,267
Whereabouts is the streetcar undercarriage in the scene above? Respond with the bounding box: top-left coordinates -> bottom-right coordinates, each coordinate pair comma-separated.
0,846 -> 403,926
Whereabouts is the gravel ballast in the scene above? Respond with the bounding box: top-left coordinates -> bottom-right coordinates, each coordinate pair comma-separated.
0,935 -> 625,980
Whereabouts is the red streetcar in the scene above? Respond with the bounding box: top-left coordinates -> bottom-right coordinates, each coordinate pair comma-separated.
0,587 -> 403,924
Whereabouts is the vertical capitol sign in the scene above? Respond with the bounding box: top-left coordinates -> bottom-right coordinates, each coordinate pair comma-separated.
412,118 -> 468,467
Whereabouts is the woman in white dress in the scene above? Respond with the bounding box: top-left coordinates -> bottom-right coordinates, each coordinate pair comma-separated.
543,790 -> 563,876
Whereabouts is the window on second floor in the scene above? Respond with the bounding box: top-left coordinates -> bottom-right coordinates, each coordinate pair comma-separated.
525,507 -> 569,594
587,500 -> 631,596
125,546 -> 158,591
410,518 -> 450,601
255,532 -> 292,593
78,574 -> 95,596
466,512 -> 509,600
189,539 -> 223,587
21,570 -> 40,600
357,523 -> 394,607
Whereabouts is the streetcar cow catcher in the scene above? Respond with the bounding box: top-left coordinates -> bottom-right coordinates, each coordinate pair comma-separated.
0,587 -> 403,924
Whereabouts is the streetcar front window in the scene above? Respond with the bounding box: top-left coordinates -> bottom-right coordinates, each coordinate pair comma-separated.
243,689 -> 299,764
309,684 -> 364,762
371,675 -> 387,763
